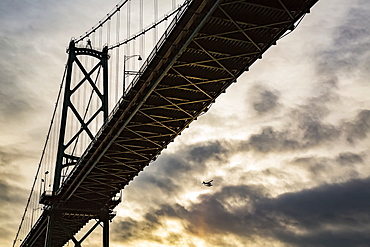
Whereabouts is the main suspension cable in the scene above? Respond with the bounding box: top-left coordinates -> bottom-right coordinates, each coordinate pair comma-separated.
108,1 -> 190,50
75,0 -> 130,44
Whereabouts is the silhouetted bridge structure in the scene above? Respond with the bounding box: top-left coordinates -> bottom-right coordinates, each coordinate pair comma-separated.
15,0 -> 319,246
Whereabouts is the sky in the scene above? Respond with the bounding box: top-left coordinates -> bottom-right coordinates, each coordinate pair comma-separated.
1,0 -> 370,246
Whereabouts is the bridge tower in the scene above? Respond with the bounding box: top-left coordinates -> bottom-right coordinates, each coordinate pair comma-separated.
42,40 -> 113,247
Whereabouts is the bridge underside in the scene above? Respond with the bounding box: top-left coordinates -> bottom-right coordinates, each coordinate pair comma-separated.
22,0 -> 318,246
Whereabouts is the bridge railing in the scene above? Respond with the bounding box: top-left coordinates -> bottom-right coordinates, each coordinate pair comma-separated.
125,0 -> 192,95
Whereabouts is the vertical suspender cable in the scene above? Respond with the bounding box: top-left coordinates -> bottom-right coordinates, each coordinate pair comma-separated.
126,1 -> 131,57
140,0 -> 144,58
125,2 -> 131,93
92,32 -> 96,50
154,0 -> 158,43
107,19 -> 111,46
107,19 -> 113,109
106,20 -> 111,109
99,23 -> 103,48
116,10 -> 120,100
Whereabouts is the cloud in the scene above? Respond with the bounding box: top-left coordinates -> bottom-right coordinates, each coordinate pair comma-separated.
0,149 -> 30,243
238,75 -> 342,154
245,126 -> 300,153
125,140 -> 232,206
266,178 -> 370,247
316,1 -> 370,77
248,85 -> 280,115
0,178 -> 27,216
336,152 -> 364,166
186,141 -> 229,164
344,109 -> 370,143
242,117 -> 340,154
113,177 -> 370,246
241,95 -> 370,155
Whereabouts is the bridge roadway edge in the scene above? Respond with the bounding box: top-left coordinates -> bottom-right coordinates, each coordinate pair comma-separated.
20,0 -> 319,246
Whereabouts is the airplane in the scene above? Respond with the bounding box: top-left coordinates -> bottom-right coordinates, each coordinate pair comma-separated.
202,180 -> 213,187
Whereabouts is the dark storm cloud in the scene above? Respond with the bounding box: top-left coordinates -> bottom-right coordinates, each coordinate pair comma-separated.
249,85 -> 280,115
114,177 -> 370,247
267,178 -> 370,247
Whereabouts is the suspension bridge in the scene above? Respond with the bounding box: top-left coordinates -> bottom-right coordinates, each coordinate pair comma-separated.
13,0 -> 319,246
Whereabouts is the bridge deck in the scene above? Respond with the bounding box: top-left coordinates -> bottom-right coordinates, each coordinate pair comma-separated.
21,0 -> 318,246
